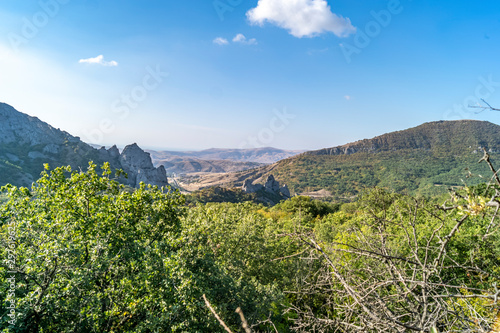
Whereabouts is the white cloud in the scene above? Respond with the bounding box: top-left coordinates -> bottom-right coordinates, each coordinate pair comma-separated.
232,33 -> 258,45
344,95 -> 351,100
79,55 -> 118,66
247,0 -> 356,38
213,37 -> 229,45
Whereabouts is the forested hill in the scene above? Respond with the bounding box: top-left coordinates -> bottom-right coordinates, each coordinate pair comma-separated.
193,120 -> 500,201
270,120 -> 500,199
307,120 -> 500,156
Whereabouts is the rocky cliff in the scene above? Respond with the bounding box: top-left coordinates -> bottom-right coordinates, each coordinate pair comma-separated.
116,144 -> 168,188
307,120 -> 500,156
242,175 -> 290,199
0,103 -> 168,188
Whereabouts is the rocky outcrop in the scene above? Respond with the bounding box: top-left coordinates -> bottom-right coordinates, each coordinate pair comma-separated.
0,102 -> 168,189
242,175 -> 291,199
96,143 -> 169,188
280,184 -> 291,198
0,102 -> 80,146
264,175 -> 280,193
119,143 -> 168,188
242,179 -> 264,193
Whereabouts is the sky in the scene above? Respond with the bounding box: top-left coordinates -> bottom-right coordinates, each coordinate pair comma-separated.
1,0 -> 500,151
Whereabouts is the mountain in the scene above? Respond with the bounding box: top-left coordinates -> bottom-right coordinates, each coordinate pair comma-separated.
306,120 -> 500,156
148,147 -> 304,165
183,120 -> 500,200
156,157 -> 263,175
0,103 -> 168,188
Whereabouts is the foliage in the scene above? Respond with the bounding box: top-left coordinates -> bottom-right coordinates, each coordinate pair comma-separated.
2,153 -> 500,332
179,202 -> 303,331
272,196 -> 341,223
186,186 -> 287,206
0,163 -> 188,332
0,163 -> 300,332
287,187 -> 500,332
186,187 -> 259,205
271,149 -> 495,200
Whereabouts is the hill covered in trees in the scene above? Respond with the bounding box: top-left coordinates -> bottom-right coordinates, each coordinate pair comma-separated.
188,120 -> 500,200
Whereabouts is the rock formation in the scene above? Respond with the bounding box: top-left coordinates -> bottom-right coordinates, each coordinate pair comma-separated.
0,102 -> 80,146
242,175 -> 291,199
118,143 -> 168,188
264,175 -> 280,193
97,143 -> 169,188
242,179 -> 264,193
280,184 -> 291,198
0,102 -> 168,189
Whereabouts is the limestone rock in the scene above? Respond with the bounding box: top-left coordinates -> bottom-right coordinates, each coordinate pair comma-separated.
242,179 -> 264,193
280,184 -> 291,198
108,145 -> 120,158
0,103 -> 77,146
242,174 -> 291,200
119,143 -> 169,188
0,103 -> 171,189
264,175 -> 280,193
28,151 -> 48,159
43,144 -> 60,154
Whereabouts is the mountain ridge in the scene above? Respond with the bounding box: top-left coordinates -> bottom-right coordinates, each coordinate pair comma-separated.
0,103 -> 168,188
182,120 -> 500,199
307,120 -> 500,156
148,147 -> 304,165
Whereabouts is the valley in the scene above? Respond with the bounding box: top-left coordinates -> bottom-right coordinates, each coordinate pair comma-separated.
2,102 -> 500,332
2,2 -> 498,331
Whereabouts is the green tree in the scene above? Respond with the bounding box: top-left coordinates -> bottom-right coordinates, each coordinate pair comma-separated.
0,163 -> 189,332
179,202 -> 302,332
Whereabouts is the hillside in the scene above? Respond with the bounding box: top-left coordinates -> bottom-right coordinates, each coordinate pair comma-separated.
183,120 -> 500,200
307,120 -> 500,156
0,103 -> 168,188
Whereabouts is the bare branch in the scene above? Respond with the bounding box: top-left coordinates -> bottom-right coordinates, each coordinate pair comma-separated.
202,294 -> 234,333
478,148 -> 500,186
235,307 -> 252,333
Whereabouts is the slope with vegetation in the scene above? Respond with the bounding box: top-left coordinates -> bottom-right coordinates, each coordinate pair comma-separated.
1,159 -> 500,332
186,120 -> 500,200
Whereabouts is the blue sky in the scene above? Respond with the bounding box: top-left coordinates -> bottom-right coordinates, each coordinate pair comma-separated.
1,0 -> 500,150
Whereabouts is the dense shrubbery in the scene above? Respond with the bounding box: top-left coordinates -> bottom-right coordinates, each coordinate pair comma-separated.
1,162 -> 499,332
185,186 -> 285,206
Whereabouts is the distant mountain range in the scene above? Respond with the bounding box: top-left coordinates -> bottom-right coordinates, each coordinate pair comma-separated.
0,103 -> 168,188
147,148 -> 303,175
149,147 -> 304,164
151,157 -> 263,175
185,120 -> 500,200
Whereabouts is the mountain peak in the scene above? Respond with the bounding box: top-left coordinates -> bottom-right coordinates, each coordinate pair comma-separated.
0,102 -> 79,146
0,103 -> 168,188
